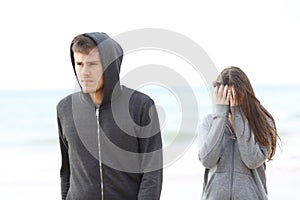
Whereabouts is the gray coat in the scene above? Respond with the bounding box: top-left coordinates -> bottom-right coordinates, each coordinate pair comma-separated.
198,105 -> 269,200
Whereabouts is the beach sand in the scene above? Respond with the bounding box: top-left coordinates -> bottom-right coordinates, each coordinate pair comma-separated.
0,133 -> 299,199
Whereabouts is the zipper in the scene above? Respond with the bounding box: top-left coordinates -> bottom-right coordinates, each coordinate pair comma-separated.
96,107 -> 104,199
228,124 -> 236,200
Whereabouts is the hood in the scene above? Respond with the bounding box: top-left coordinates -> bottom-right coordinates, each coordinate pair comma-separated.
70,32 -> 123,105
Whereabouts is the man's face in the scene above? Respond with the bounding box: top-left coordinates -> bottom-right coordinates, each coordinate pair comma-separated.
74,49 -> 104,94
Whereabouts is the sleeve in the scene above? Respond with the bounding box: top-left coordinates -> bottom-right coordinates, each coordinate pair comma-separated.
137,99 -> 163,200
57,112 -> 70,200
198,105 -> 229,168
232,106 -> 269,169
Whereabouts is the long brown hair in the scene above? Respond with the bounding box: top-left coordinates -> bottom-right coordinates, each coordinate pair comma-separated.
213,66 -> 279,160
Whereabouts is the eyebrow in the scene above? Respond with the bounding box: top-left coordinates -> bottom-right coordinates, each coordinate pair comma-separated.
76,61 -> 101,65
86,61 -> 101,64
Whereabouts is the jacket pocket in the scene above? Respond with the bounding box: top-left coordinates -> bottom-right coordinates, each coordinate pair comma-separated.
203,172 -> 230,200
234,173 -> 263,200
204,173 -> 216,195
66,183 -> 102,200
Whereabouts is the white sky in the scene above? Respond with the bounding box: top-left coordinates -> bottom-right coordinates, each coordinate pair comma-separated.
0,0 -> 299,90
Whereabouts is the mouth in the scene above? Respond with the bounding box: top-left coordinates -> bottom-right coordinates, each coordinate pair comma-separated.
81,79 -> 93,82
80,79 -> 94,85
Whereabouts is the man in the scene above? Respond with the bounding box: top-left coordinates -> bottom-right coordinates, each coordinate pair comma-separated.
57,32 -> 163,200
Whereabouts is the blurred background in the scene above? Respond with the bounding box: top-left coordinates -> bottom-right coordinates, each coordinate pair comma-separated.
0,0 -> 299,199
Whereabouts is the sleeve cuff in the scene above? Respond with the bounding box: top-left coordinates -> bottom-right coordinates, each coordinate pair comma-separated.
215,104 -> 229,116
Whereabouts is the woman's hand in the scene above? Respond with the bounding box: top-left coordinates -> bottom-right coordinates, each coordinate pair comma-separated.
229,87 -> 238,106
215,85 -> 239,106
215,84 -> 230,105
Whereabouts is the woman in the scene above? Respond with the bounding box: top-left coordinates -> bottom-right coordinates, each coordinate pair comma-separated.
198,66 -> 280,200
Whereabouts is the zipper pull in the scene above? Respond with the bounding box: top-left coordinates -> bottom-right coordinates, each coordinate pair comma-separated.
95,106 -> 99,117
232,134 -> 237,141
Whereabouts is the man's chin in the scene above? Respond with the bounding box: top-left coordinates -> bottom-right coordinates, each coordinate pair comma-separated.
81,87 -> 96,94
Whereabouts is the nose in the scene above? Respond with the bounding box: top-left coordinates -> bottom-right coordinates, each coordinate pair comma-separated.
81,65 -> 91,76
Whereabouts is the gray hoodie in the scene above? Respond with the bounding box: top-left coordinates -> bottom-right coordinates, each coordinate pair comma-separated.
198,105 -> 269,200
57,32 -> 162,200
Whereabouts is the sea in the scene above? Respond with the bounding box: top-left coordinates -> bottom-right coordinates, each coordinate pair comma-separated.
0,85 -> 300,199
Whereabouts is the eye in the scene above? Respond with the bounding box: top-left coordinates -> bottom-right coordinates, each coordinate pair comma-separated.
76,62 -> 83,67
86,62 -> 98,67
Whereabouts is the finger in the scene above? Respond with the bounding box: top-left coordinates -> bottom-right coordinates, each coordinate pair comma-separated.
214,85 -> 218,96
215,85 -> 223,104
218,84 -> 224,96
231,87 -> 236,105
227,88 -> 231,103
214,86 -> 218,101
216,85 -> 223,101
223,85 -> 228,100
